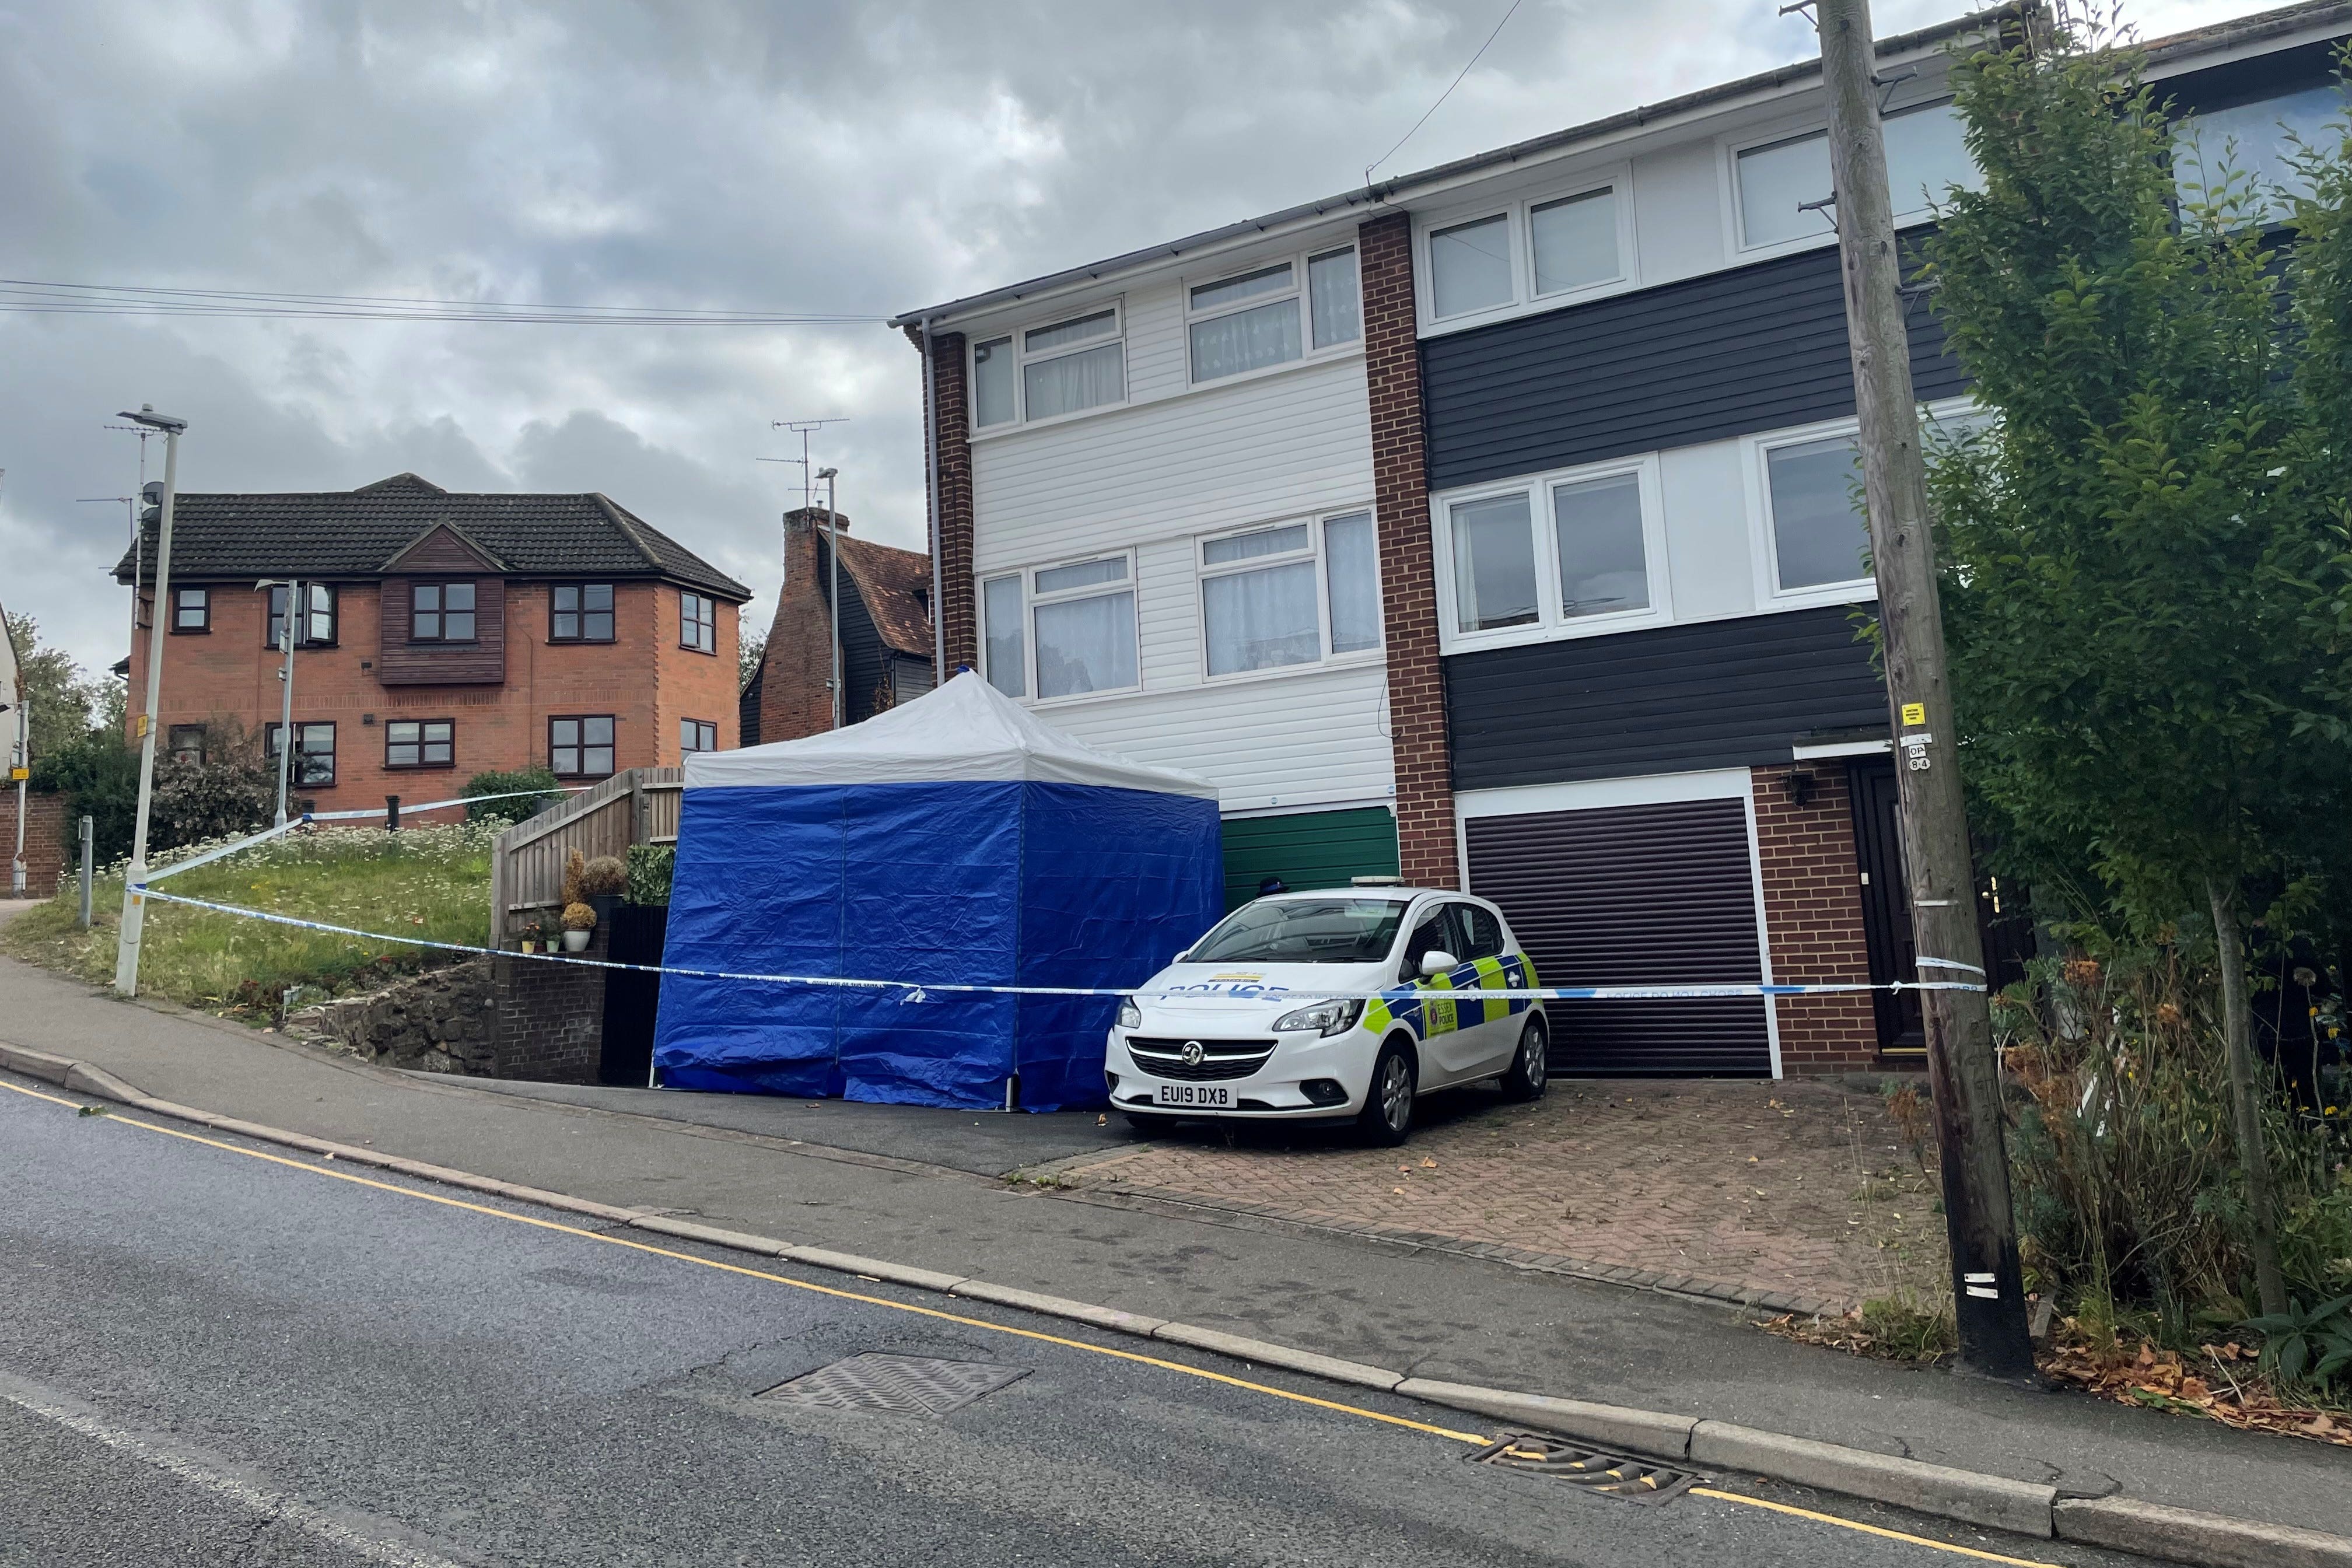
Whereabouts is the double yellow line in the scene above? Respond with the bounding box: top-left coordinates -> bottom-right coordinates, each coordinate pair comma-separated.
1,1076 -> 2059,1566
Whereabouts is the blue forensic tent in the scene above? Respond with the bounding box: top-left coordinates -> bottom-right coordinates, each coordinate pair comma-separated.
652,671 -> 1223,1111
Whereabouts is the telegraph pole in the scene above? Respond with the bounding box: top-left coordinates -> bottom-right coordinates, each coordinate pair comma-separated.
114,405 -> 187,998
1814,0 -> 2033,1379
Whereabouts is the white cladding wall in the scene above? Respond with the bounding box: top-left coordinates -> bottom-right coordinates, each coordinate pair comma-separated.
969,304 -> 1385,813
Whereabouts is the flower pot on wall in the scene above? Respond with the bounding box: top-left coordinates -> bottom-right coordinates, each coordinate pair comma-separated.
562,929 -> 591,953
589,893 -> 622,926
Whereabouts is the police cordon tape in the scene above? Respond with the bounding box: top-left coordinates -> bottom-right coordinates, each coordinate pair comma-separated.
127,886 -> 1989,1003
139,787 -> 590,886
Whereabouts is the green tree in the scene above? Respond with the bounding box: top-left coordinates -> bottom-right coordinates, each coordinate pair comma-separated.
1924,26 -> 2352,1318
2,612 -> 100,761
739,626 -> 767,691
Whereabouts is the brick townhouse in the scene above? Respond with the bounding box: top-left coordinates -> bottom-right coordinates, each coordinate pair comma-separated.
887,2 -> 2334,1074
739,506 -> 936,746
113,473 -> 750,806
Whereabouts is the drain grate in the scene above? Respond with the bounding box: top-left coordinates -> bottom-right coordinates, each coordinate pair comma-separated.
756,1353 -> 1031,1417
1469,1432 -> 1703,1506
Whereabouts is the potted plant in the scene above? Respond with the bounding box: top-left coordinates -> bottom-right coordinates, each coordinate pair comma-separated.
519,918 -> 545,955
581,855 -> 628,925
561,901 -> 597,953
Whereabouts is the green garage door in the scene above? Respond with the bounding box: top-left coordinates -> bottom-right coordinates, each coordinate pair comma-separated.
1220,807 -> 1401,911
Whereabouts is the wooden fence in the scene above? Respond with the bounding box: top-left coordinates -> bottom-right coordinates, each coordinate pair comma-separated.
488,768 -> 682,942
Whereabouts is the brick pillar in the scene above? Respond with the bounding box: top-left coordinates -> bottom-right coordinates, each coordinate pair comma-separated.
1360,211 -> 1456,887
917,327 -> 975,674
1751,764 -> 1881,1072
758,508 -> 842,744
1,791 -> 69,898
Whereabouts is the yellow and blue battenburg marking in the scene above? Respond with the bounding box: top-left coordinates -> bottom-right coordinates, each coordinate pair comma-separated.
1361,954 -> 1538,1038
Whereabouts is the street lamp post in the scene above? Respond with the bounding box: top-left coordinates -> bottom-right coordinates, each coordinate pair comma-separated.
257,578 -> 303,828
113,405 -> 188,998
818,466 -> 842,730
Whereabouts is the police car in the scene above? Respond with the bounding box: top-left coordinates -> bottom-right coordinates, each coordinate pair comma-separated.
1105,886 -> 1548,1145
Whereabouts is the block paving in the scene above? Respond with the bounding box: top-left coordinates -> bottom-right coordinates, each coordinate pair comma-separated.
1049,1077 -> 1947,1316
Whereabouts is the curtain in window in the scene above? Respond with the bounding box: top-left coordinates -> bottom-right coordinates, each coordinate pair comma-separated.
1309,249 -> 1361,348
1034,591 -> 1136,698
983,576 -> 1026,697
1203,524 -> 1307,565
1324,513 -> 1378,653
1205,561 -> 1318,676
1024,342 -> 1125,419
1190,298 -> 1300,382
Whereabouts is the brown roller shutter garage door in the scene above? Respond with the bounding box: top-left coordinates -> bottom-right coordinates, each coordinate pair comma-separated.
1465,797 -> 1772,1076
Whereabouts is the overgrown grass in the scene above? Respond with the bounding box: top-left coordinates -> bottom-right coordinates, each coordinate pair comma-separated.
1,822 -> 495,1017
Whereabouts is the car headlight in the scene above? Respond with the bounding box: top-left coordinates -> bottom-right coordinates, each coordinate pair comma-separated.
1117,996 -> 1142,1030
1271,998 -> 1365,1037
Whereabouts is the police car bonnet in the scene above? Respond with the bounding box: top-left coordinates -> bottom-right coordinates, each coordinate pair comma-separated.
680,668 -> 1220,797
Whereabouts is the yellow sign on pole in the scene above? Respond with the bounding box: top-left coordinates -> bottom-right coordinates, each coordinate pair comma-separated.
1899,702 -> 1926,727
7,766 -> 24,782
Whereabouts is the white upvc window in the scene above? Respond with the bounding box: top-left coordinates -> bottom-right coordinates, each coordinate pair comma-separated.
981,551 -> 1140,703
1196,509 -> 1381,680
1742,398 -> 1978,609
2174,82 -> 2342,222
1729,100 -> 1979,254
969,302 -> 1128,430
1184,245 -> 1362,384
1432,454 -> 1670,653
1419,167 -> 1632,329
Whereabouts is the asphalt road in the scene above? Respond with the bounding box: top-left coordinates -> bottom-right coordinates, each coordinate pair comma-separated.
0,1074 -> 2150,1568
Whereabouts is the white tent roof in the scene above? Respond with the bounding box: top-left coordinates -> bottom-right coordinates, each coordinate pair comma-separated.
684,670 -> 1222,799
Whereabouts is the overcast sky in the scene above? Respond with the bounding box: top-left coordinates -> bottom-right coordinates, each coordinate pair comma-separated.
0,0 -> 2274,681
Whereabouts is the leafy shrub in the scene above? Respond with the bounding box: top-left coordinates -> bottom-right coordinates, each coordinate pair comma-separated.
626,844 -> 673,906
2242,1292 -> 2352,1391
29,727 -> 139,863
149,719 -> 272,853
561,846 -> 586,906
463,765 -> 562,825
580,855 -> 626,896
560,901 -> 597,933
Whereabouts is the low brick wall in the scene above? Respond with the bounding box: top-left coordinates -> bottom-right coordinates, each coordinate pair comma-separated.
1,790 -> 69,899
295,930 -> 608,1085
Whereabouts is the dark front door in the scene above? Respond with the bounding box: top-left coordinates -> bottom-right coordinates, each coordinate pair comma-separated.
1847,760 -> 1924,1056
598,903 -> 668,1086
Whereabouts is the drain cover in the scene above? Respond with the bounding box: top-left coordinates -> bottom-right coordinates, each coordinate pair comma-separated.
1470,1432 -> 1702,1506
757,1353 -> 1030,1417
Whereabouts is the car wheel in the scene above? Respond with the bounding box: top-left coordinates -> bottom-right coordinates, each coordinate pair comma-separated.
1500,1014 -> 1548,1102
1356,1038 -> 1417,1146
1124,1112 -> 1176,1135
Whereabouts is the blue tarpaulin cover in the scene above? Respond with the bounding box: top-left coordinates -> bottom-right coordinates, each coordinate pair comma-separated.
652,672 -> 1223,1111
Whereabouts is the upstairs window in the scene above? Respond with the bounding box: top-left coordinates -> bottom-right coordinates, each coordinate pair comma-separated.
1761,432 -> 1870,594
1423,176 -> 1626,323
984,555 -> 1139,701
265,583 -> 335,648
1198,510 -> 1381,678
1437,455 -> 1668,648
1429,213 -> 1514,318
680,718 -> 718,753
1186,245 -> 1362,384
550,583 -> 614,642
1530,188 -> 1620,297
411,582 -> 475,642
680,591 -> 717,654
1735,100 -> 1978,250
2174,84 -> 2343,221
171,586 -> 209,633
970,305 -> 1129,428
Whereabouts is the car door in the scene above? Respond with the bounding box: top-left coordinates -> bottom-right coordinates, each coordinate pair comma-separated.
1398,902 -> 1483,1083
1446,900 -> 1521,1075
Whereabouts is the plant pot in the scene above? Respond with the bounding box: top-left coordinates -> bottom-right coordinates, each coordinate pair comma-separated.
519,940 -> 537,954
589,893 -> 622,925
562,929 -> 591,953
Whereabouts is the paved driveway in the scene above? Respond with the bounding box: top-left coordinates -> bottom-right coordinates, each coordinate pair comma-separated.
1040,1079 -> 1948,1316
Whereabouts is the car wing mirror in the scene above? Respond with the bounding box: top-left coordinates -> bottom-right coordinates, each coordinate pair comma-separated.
1418,950 -> 1458,979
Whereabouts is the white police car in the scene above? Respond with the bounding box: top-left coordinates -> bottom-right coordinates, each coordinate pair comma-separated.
1105,886 -> 1548,1144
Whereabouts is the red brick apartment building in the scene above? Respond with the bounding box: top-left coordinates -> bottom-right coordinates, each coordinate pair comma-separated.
114,474 -> 749,806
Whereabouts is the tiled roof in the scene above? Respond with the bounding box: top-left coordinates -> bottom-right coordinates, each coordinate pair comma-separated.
836,533 -> 934,659
110,472 -> 750,600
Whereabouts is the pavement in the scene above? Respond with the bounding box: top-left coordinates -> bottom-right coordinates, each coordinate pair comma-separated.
0,930 -> 2342,1548
0,1076 -> 2161,1567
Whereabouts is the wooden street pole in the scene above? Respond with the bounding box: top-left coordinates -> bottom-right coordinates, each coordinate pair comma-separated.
1814,0 -> 2034,1379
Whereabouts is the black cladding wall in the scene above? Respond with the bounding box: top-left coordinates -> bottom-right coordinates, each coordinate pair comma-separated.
1421,234 -> 1965,492
1447,606 -> 1888,792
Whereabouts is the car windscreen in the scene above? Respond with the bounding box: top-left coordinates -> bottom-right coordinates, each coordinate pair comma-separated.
1185,899 -> 1407,964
